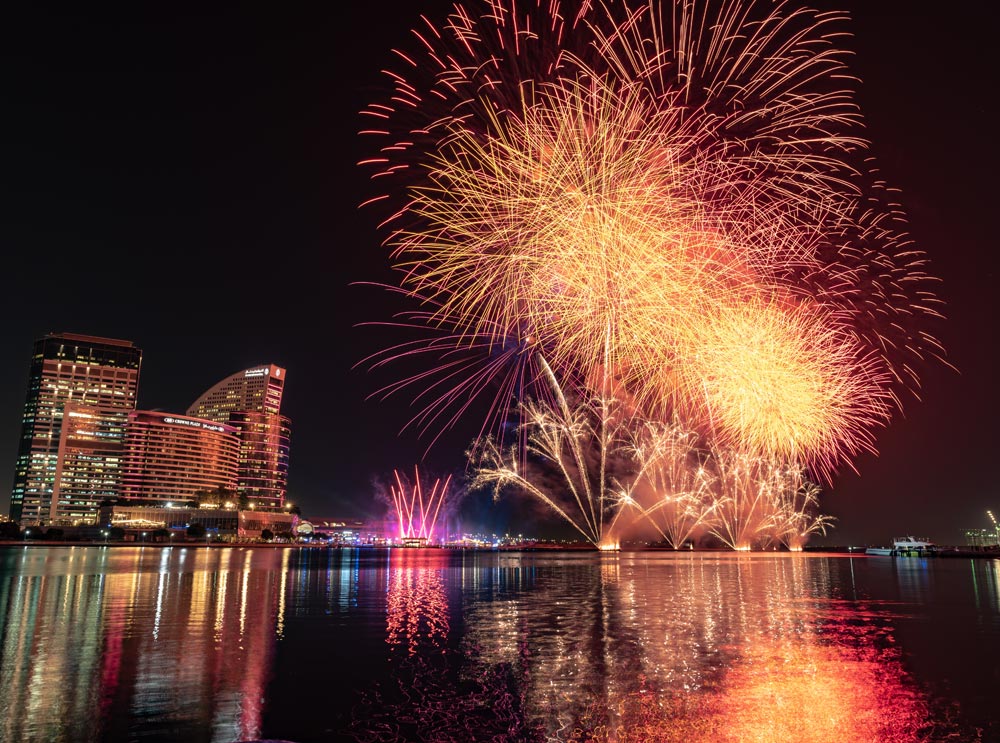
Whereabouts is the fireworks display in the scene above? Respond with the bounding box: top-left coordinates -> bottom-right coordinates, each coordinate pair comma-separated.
469,364 -> 832,549
470,361 -> 632,548
623,421 -> 716,550
390,466 -> 454,544
362,0 -> 941,545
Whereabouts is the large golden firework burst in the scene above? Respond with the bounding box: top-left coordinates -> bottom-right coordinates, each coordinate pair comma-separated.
360,0 -> 941,479
671,295 -> 894,479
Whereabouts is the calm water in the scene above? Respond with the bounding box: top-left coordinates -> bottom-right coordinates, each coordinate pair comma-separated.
0,547 -> 997,742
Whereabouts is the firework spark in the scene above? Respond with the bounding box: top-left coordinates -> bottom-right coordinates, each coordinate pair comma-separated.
362,0 -> 941,484
671,295 -> 895,480
390,466 -> 454,544
470,362 -> 634,548
623,421 -> 717,549
468,356 -> 690,549
770,473 -> 834,551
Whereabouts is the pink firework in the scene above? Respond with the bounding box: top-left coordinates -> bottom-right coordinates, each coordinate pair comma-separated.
391,466 -> 453,543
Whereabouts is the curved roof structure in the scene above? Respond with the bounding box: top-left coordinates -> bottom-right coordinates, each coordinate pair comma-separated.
186,364 -> 285,423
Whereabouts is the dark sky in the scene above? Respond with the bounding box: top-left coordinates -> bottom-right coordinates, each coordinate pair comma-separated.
1,2 -> 996,544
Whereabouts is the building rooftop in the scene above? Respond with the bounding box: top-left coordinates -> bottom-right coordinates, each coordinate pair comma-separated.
46,332 -> 137,348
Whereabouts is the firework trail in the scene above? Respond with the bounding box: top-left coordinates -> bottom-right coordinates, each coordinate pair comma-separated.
470,362 -> 636,548
622,421 -> 717,549
389,466 -> 454,543
694,445 -> 831,551
471,381 -> 836,551
769,471 -> 833,551
700,447 -> 781,551
360,0 -> 941,480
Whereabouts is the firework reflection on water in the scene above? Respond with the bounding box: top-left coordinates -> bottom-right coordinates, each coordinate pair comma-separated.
349,552 -> 962,743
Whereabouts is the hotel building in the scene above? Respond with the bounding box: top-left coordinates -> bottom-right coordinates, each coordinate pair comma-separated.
187,365 -> 290,510
187,364 -> 285,422
97,501 -> 297,540
9,333 -> 141,525
119,411 -> 240,505
228,411 -> 291,508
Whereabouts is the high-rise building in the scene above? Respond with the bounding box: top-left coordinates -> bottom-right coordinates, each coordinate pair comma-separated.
10,333 -> 141,524
187,364 -> 285,423
187,365 -> 290,510
228,411 -> 291,509
50,403 -> 130,524
119,411 -> 240,504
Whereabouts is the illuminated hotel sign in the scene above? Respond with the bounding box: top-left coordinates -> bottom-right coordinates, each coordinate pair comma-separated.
162,416 -> 227,433
244,367 -> 270,378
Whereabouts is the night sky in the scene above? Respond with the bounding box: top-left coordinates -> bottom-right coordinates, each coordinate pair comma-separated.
2,2 -> 996,545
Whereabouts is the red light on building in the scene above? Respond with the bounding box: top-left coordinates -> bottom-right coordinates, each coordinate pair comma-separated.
119,411 -> 240,504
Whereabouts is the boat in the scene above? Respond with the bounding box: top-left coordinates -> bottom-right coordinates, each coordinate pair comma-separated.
864,546 -> 893,556
865,536 -> 936,557
893,536 -> 936,556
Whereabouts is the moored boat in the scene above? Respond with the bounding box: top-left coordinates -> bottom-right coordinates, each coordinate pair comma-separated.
865,536 -> 936,557
865,546 -> 893,556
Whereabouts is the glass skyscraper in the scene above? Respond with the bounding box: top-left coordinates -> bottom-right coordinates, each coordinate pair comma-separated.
9,333 -> 142,524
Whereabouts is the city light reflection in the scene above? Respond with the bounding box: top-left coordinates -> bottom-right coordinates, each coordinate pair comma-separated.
0,547 -> 286,742
385,549 -> 449,654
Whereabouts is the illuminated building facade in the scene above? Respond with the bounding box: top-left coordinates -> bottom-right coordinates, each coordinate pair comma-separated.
964,529 -> 999,548
9,333 -> 141,525
97,501 -> 297,539
49,403 -> 130,524
119,411 -> 240,504
187,364 -> 285,423
187,365 -> 291,510
228,411 -> 290,509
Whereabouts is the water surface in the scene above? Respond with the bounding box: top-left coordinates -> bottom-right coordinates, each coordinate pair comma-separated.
0,546 -> 996,741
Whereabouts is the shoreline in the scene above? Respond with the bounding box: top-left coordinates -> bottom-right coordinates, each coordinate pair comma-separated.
2,540 -> 998,558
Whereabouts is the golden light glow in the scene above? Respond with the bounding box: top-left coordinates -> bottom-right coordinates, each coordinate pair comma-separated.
707,639 -> 930,743
362,0 -> 942,484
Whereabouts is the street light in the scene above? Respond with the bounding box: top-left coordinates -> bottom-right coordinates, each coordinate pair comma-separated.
102,529 -> 108,545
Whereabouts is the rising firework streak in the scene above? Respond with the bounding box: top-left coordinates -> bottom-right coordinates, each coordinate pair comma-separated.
360,0 -> 942,479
